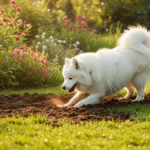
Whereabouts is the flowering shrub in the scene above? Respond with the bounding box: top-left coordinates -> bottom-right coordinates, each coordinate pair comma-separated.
53,15 -> 121,52
0,1 -> 63,88
0,2 -> 31,51
54,15 -> 99,52
32,31 -> 81,65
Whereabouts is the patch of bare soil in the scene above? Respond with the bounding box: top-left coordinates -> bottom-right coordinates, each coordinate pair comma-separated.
0,93 -> 150,124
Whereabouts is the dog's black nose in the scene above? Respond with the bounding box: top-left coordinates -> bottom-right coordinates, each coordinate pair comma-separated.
62,86 -> 66,90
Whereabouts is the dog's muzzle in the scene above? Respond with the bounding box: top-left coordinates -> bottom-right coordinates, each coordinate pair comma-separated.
68,84 -> 77,93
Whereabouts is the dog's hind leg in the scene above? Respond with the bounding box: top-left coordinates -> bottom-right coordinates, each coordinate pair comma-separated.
132,72 -> 149,101
124,81 -> 135,99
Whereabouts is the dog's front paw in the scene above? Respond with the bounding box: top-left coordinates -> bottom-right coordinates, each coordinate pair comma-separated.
74,102 -> 83,108
57,104 -> 66,108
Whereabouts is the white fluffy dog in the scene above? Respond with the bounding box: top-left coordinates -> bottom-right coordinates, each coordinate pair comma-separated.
58,25 -> 150,108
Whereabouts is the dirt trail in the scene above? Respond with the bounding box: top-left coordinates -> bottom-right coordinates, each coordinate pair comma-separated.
0,92 -> 150,124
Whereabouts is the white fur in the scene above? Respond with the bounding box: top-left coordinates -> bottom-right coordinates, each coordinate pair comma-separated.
57,25 -> 150,108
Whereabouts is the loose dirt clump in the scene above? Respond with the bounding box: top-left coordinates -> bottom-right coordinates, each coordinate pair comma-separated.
0,92 -> 150,124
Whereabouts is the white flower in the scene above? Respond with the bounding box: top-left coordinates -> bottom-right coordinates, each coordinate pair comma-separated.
46,39 -> 49,42
54,43 -> 56,46
63,40 -> 66,43
76,41 -> 80,45
17,19 -> 22,24
43,45 -> 47,49
26,24 -> 32,29
36,46 -> 39,48
35,35 -> 39,38
37,42 -> 41,45
51,39 -> 54,43
42,32 -> 46,35
41,35 -> 45,38
58,40 -> 62,43
50,36 -> 53,39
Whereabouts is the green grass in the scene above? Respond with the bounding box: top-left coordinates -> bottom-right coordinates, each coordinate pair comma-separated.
0,83 -> 150,150
0,117 -> 150,150
0,86 -> 68,95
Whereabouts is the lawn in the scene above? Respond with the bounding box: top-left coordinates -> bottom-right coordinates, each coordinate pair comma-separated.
0,82 -> 150,150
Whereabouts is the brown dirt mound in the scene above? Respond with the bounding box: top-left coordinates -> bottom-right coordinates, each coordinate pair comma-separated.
0,92 -> 150,124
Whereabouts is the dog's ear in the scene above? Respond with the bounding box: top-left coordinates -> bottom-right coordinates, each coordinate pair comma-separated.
65,58 -> 71,64
72,58 -> 80,69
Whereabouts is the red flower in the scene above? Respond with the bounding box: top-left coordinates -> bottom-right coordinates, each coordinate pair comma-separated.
19,59 -> 23,63
83,24 -> 87,28
0,22 -> 3,26
62,24 -> 68,27
10,0 -> 16,6
16,7 -> 22,12
94,35 -> 98,38
9,23 -> 14,26
73,25 -> 76,29
24,30 -> 28,34
78,14 -> 82,17
64,17 -> 68,20
23,21 -> 27,24
69,18 -> 73,21
17,31 -> 22,35
13,21 -> 17,25
78,25 -> 82,28
0,9 -> 4,14
21,46 -> 24,49
86,28 -> 91,32
15,37 -> 20,41
68,25 -> 72,29
2,18 -> 8,22
85,19 -> 89,22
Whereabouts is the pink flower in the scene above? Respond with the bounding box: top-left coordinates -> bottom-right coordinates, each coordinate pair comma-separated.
14,49 -> 21,54
10,51 -> 16,55
22,52 -> 28,56
21,46 -> 24,49
10,0 -> 16,6
41,74 -> 43,76
10,18 -> 14,21
24,30 -> 28,34
69,18 -> 73,21
94,35 -> 98,38
17,31 -> 22,35
0,9 -> 4,14
62,24 -> 68,27
30,72 -> 32,74
73,25 -> 76,29
9,23 -> 14,26
16,7 -> 21,12
41,68 -> 47,74
64,17 -> 68,20
19,59 -> 23,63
23,21 -> 27,24
78,25 -> 82,28
83,24 -> 87,28
15,37 -> 20,41
26,66 -> 29,68
2,18 -> 8,22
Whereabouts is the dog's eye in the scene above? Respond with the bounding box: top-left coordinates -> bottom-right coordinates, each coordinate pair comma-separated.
69,77 -> 73,80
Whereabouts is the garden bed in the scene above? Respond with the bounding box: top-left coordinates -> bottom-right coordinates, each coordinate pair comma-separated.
0,92 -> 150,124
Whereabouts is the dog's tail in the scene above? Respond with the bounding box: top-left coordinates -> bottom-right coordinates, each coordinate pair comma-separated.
117,25 -> 150,55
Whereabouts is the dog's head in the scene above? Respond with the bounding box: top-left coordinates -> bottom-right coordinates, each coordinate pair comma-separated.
62,57 -> 92,93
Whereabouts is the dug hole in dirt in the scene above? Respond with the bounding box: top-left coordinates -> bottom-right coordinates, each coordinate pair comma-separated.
0,92 -> 150,125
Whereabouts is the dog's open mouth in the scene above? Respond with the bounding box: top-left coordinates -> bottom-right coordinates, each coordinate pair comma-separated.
68,84 -> 77,93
